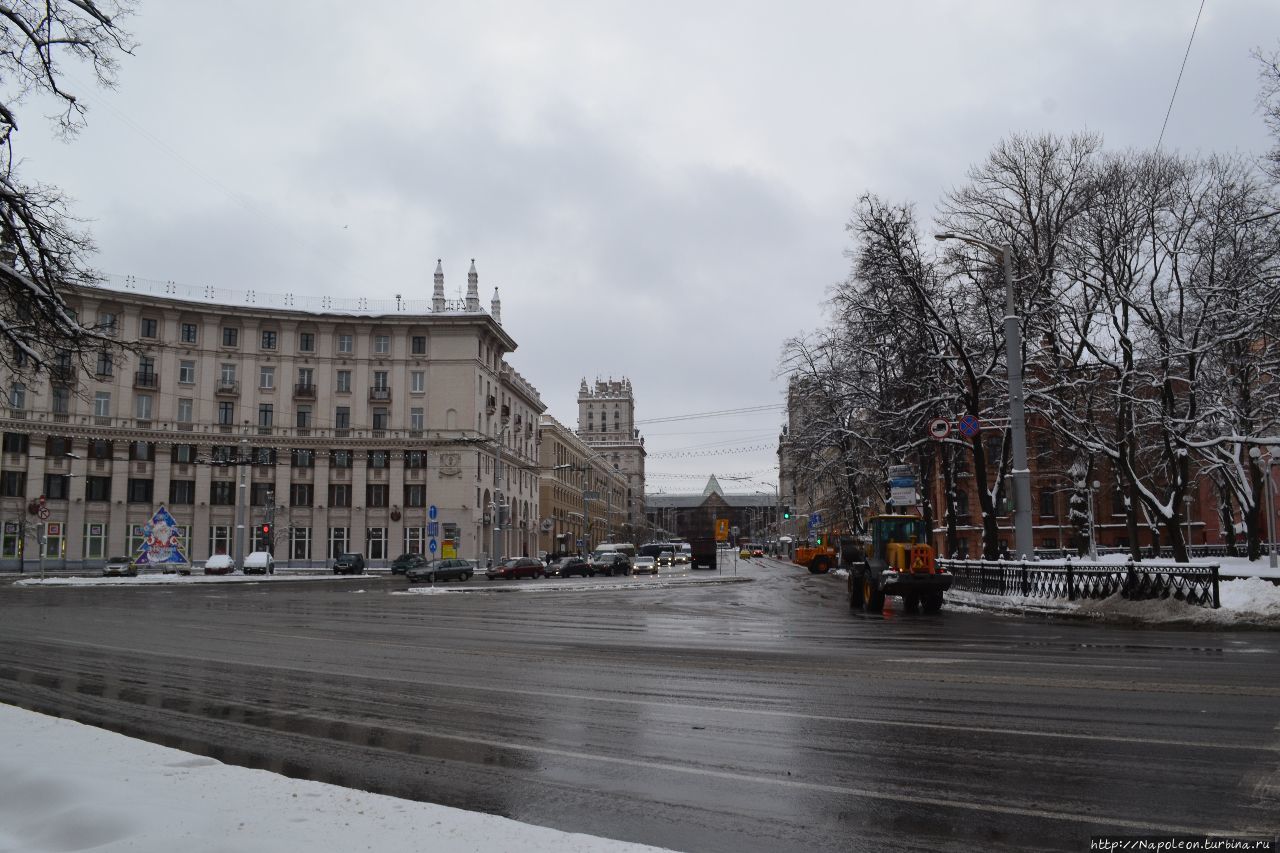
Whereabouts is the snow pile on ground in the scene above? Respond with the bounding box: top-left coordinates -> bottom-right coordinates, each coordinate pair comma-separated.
0,703 -> 675,853
947,577 -> 1280,628
11,573 -> 366,587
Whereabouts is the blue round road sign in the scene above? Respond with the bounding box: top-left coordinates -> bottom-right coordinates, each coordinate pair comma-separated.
958,414 -> 981,438
429,538 -> 438,553
428,505 -> 438,520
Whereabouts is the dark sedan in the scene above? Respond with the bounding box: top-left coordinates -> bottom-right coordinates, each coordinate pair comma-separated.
547,556 -> 593,578
406,558 -> 475,583
390,553 -> 428,575
486,557 -> 545,580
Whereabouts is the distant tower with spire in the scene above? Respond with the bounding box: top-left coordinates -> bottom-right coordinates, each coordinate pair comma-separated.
465,259 -> 480,312
432,259 -> 446,312
490,287 -> 502,324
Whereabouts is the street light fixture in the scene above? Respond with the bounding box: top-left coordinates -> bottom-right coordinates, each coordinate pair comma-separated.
934,231 -> 1034,561
1248,447 -> 1278,569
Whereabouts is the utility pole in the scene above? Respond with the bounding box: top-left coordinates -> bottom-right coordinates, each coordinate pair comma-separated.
233,435 -> 249,570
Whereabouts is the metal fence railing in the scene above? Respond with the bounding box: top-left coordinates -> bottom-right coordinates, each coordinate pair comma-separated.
938,558 -> 1220,609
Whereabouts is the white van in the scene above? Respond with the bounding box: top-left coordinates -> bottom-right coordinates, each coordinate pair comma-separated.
593,543 -> 636,559
243,551 -> 275,575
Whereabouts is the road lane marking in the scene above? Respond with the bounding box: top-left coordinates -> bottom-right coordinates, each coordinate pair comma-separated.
9,636 -> 1277,755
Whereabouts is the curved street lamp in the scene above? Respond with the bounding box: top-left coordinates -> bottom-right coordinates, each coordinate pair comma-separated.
934,232 -> 1034,561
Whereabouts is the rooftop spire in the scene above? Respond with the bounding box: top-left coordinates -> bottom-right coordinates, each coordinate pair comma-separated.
465,258 -> 480,311
432,259 -> 445,312
490,286 -> 502,324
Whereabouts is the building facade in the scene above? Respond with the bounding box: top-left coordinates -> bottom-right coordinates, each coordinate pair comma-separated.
645,476 -> 778,545
576,378 -> 646,537
537,415 -> 629,556
0,261 -> 545,570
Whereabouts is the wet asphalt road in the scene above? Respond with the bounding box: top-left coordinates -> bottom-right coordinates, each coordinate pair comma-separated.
0,558 -> 1278,852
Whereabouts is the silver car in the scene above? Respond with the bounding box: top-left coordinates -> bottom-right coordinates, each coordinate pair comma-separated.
102,556 -> 137,577
632,556 -> 659,575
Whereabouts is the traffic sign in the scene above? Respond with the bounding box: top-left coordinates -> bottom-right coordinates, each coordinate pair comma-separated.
928,417 -> 951,439
809,512 -> 823,527
715,519 -> 730,541
958,414 -> 981,438
427,521 -> 439,537
428,505 -> 438,520
539,518 -> 553,533
37,507 -> 50,520
428,538 -> 438,553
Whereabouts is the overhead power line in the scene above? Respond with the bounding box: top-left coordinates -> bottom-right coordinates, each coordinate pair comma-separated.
634,404 -> 784,426
1156,0 -> 1206,151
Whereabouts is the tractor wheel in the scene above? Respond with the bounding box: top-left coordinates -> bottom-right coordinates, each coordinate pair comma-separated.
922,592 -> 945,614
863,572 -> 885,613
808,557 -> 829,574
848,570 -> 865,610
901,593 -> 920,614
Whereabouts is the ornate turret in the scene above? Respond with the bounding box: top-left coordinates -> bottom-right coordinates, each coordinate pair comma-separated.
465,259 -> 480,311
491,287 -> 502,324
432,259 -> 445,312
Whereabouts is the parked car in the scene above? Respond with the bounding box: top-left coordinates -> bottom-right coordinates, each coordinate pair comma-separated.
591,552 -> 632,577
390,553 -> 428,575
739,547 -> 752,558
406,558 -> 474,583
243,551 -> 275,575
656,550 -> 674,567
632,555 -> 658,575
751,546 -> 765,557
102,556 -> 137,577
203,554 -> 234,575
485,557 -> 544,580
547,556 -> 592,578
333,552 -> 366,575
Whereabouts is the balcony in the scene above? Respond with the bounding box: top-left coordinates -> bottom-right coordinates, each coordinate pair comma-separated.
215,380 -> 240,396
293,383 -> 317,399
369,388 -> 391,402
133,371 -> 159,390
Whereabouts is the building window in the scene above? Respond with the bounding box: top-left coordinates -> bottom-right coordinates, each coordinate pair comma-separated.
177,398 -> 193,424
97,312 -> 117,335
259,366 -> 275,389
129,441 -> 155,462
218,401 -> 235,425
1112,489 -> 1127,517
411,371 -> 425,393
328,527 -> 349,560
336,370 -> 351,393
52,387 -> 69,416
222,327 -> 239,347
169,480 -> 196,505
290,527 -> 311,560
290,483 -> 313,507
95,351 -> 113,377
367,527 -> 387,560
172,444 -> 196,464
127,478 -> 153,503
135,394 -> 153,420
85,476 -> 111,502
404,484 -> 426,507
261,330 -> 277,350
210,481 -> 235,506
331,449 -> 352,469
366,484 -> 389,507
220,363 -> 236,385
405,450 -> 425,469
253,447 -> 276,466
335,407 -> 350,430
328,484 -> 351,507
140,318 -> 158,338
209,525 -> 232,556
372,408 -> 389,431
297,367 -> 314,388
410,408 -> 424,431
248,483 -> 272,506
369,450 -> 389,469
291,449 -> 314,468
0,471 -> 25,497
411,335 -> 426,355
93,392 -> 111,418
1039,489 -> 1056,518
337,334 -> 353,354
88,439 -> 112,460
181,322 -> 198,344
44,473 -> 70,500
299,332 -> 315,352
296,406 -> 312,429
258,404 -> 273,430
404,526 -> 424,555
374,335 -> 390,355
372,370 -> 388,391
179,360 -> 196,384
2,432 -> 27,454
82,523 -> 106,560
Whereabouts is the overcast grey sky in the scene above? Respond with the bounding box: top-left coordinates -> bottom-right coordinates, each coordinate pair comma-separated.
18,0 -> 1280,496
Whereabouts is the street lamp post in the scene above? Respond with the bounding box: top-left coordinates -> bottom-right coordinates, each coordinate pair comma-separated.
493,414 -> 510,566
233,435 -> 249,571
1087,479 -> 1100,560
1249,447 -> 1278,569
935,232 -> 1035,560
1183,494 -> 1194,554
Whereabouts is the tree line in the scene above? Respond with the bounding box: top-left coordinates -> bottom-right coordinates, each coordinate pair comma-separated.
782,53 -> 1280,564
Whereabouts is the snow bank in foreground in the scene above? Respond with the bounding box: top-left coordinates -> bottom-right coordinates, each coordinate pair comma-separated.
0,703 -> 674,853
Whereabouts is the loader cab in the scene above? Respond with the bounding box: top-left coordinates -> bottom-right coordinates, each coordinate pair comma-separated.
871,516 -> 924,559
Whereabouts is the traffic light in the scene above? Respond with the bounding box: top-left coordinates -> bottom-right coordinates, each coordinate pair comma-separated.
816,536 -> 823,545
261,523 -> 271,538
783,505 -> 792,519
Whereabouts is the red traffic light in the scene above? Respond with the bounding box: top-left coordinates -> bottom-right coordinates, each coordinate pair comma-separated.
261,524 -> 271,535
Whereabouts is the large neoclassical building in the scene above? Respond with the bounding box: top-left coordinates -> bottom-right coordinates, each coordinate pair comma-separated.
0,261 -> 545,570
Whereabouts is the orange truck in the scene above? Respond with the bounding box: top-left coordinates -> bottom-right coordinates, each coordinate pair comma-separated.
793,541 -> 838,574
